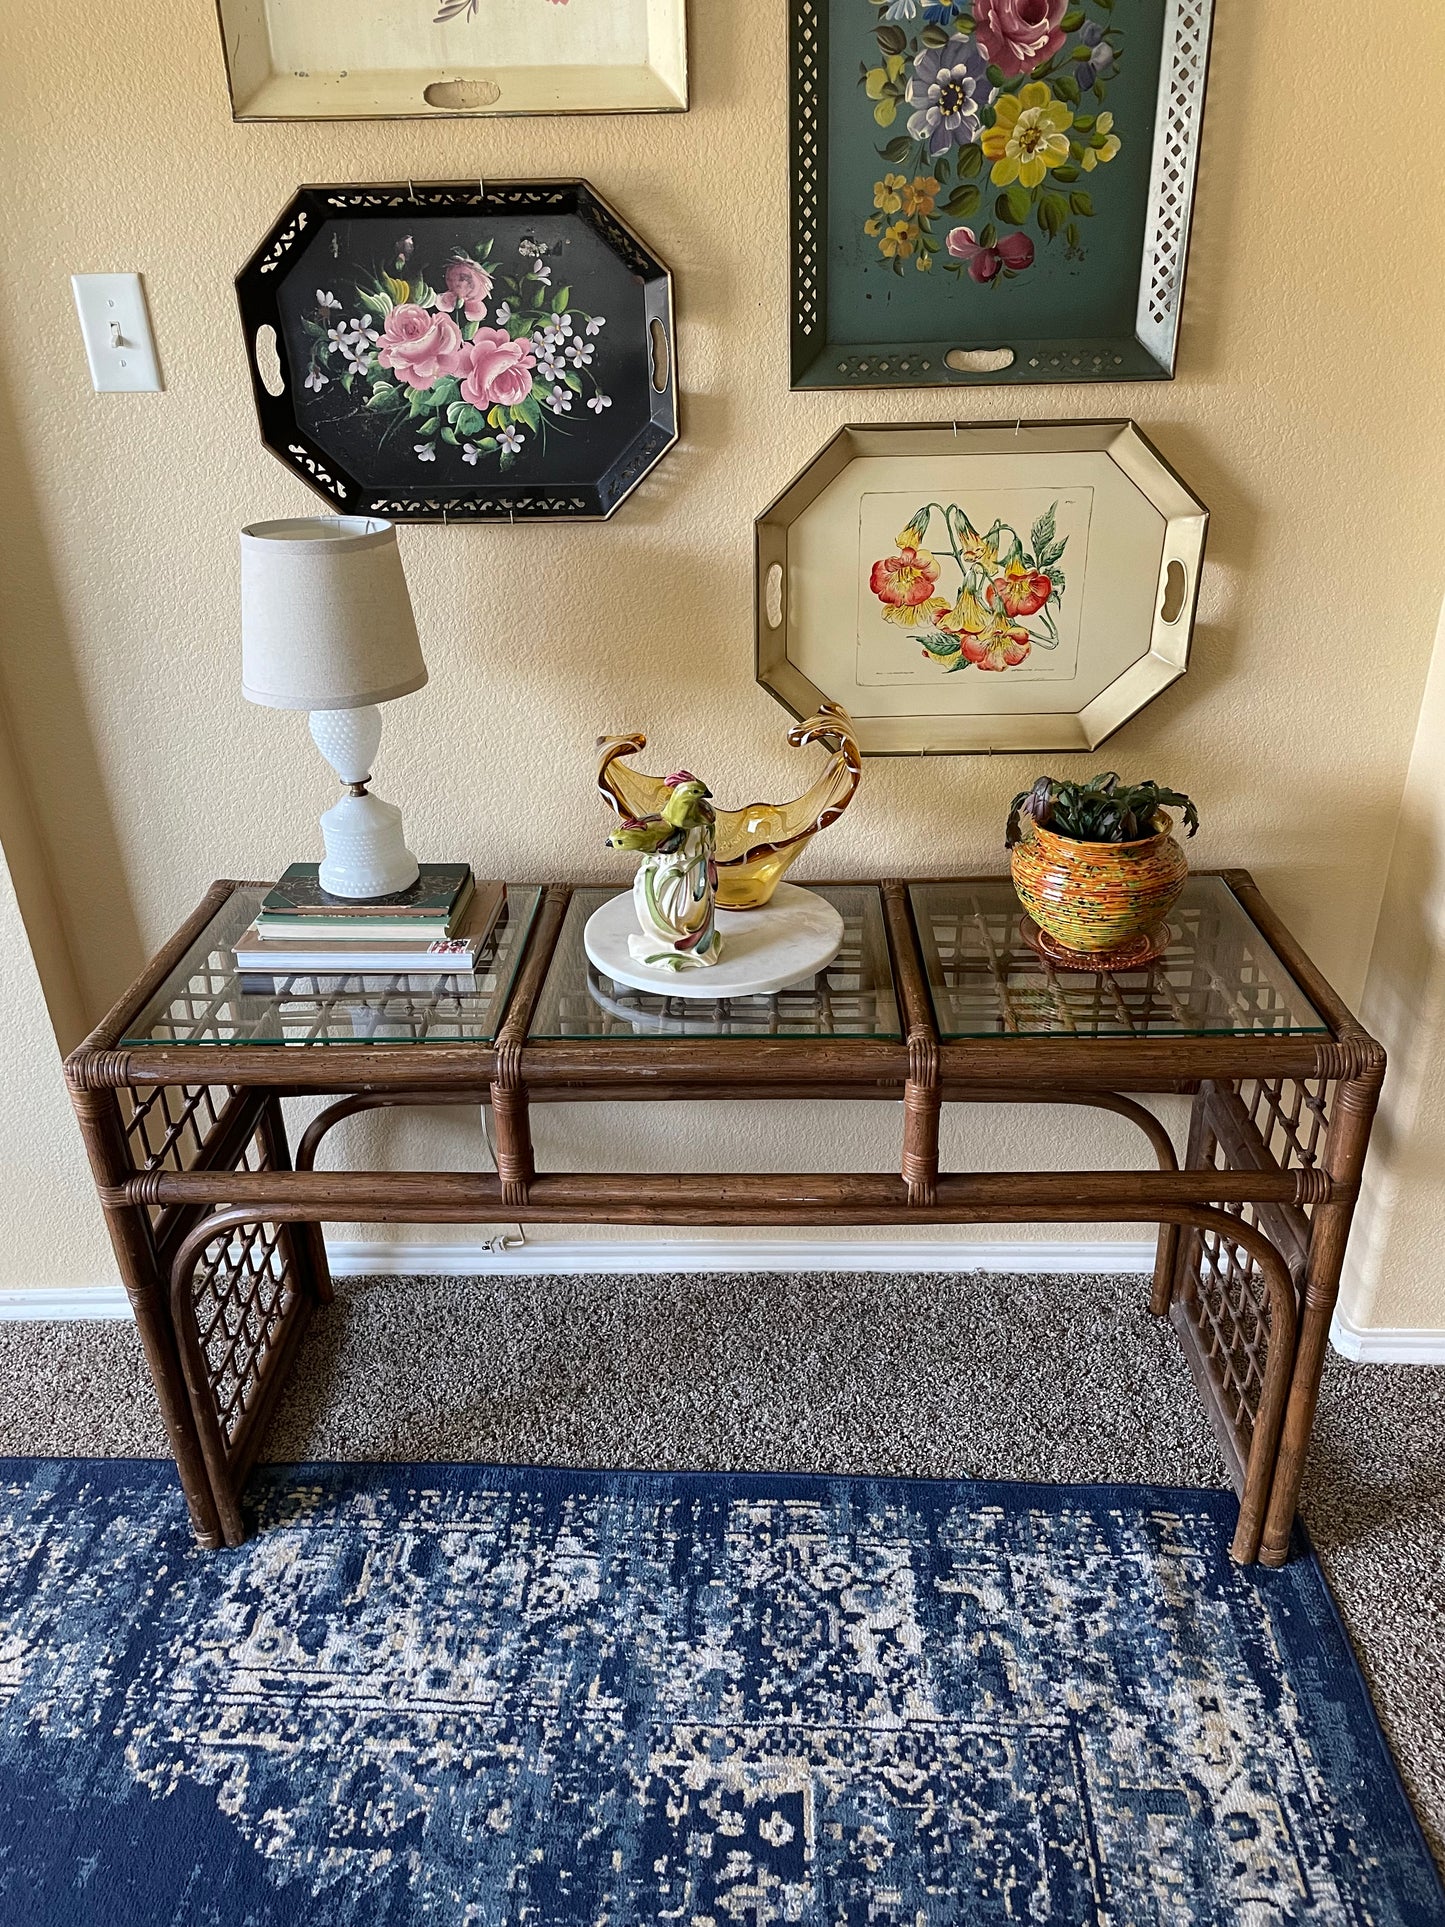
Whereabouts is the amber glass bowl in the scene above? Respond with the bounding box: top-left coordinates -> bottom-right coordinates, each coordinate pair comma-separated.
597,704 -> 863,910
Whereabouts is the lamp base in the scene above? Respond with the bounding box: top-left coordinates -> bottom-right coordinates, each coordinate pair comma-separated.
317,789 -> 419,900
308,704 -> 420,900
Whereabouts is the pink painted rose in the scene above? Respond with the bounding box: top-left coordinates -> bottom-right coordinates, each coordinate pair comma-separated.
376,303 -> 467,391
436,258 -> 493,322
973,0 -> 1069,77
460,327 -> 537,409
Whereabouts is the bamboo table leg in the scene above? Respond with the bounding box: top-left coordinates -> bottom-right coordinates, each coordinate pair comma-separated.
68,1085 -> 225,1547
259,1096 -> 333,1308
488,883 -> 570,1211
1161,1088 -> 1216,1317
1259,1053 -> 1384,1565
882,881 -> 942,1207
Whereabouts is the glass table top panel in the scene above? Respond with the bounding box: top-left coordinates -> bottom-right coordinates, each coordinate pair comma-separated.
912,876 -> 1327,1039
529,886 -> 902,1040
119,886 -> 541,1047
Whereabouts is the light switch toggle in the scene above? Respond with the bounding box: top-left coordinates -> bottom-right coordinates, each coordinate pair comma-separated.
71,274 -> 163,393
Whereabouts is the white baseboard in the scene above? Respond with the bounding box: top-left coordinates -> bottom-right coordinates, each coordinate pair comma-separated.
321,1238 -> 1159,1279
1328,1307 -> 1445,1364
0,1286 -> 134,1322
0,1240 -> 1156,1321
12,1253 -> 1440,1358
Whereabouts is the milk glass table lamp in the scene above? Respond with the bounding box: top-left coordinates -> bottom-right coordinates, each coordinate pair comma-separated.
240,516 -> 427,899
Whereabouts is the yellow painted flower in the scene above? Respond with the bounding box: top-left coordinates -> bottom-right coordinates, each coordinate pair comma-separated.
873,172 -> 907,215
981,82 -> 1074,189
878,218 -> 919,261
959,527 -> 999,572
935,587 -> 992,640
937,588 -> 1031,668
901,174 -> 941,218
865,53 -> 906,126
1081,111 -> 1121,171
864,215 -> 883,238
916,250 -> 933,272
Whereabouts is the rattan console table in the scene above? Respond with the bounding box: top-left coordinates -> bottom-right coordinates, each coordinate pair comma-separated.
65,872 -> 1383,1568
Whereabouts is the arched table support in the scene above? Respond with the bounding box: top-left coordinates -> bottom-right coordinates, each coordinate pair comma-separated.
169,1190 -> 1296,1562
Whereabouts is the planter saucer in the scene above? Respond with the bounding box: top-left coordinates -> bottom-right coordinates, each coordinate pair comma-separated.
1020,916 -> 1173,973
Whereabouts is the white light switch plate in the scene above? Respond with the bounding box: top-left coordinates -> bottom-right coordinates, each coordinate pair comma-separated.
71,273 -> 162,392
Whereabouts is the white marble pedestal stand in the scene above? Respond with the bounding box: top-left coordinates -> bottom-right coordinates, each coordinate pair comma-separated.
583,883 -> 844,999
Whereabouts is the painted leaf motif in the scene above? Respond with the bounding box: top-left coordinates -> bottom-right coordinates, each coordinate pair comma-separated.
1030,506 -> 1056,562
1038,195 -> 1068,238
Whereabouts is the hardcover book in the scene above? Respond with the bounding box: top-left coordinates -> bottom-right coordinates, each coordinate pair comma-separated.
234,886 -> 503,977
260,863 -> 473,921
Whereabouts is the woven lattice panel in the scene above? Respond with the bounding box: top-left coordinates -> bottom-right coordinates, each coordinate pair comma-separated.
122,1083 -> 234,1231
1177,1076 -> 1331,1444
1238,1075 -> 1330,1207
184,1136 -> 302,1450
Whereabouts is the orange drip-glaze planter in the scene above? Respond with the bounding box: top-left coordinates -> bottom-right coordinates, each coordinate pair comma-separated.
1011,812 -> 1188,955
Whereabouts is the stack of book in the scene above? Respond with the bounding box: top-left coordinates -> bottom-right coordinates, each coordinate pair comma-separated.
234,865 -> 502,981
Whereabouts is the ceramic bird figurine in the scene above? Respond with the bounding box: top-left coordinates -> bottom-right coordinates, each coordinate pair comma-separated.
607,772 -> 723,970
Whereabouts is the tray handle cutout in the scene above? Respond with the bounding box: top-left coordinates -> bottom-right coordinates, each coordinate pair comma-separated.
944,346 -> 1016,374
254,324 -> 284,397
1160,557 -> 1189,624
764,561 -> 785,631
423,78 -> 501,109
649,318 -> 670,394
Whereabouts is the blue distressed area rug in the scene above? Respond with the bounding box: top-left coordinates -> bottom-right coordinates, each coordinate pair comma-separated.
0,1462 -> 1439,1926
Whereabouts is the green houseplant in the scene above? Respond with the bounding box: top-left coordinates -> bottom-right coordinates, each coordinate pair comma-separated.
1006,772 -> 1200,961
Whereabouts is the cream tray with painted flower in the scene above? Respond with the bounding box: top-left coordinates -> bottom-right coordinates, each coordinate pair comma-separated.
755,419 -> 1208,756
217,0 -> 687,120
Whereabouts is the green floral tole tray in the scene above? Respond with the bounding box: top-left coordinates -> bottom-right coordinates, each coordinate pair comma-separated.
790,0 -> 1214,389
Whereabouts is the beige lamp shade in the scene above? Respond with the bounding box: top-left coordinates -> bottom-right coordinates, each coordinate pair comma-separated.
240,516 -> 427,711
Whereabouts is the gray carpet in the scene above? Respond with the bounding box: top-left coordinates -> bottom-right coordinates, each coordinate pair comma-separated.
0,1268 -> 1441,1865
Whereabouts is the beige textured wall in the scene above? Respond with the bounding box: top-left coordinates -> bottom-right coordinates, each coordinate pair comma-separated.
1343,597 -> 1445,1333
0,712 -> 118,1292
1,2 -> 1443,1309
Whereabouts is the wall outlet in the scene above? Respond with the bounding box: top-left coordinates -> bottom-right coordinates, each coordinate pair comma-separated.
71,274 -> 163,393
